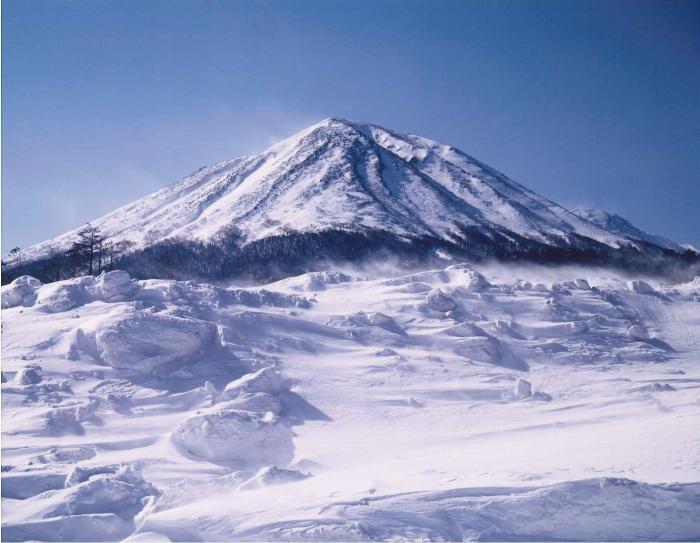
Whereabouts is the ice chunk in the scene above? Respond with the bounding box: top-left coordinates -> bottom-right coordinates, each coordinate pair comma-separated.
43,399 -> 100,436
300,271 -> 352,291
426,289 -> 457,312
493,320 -> 526,339
367,312 -> 405,334
376,348 -> 398,357
226,289 -> 312,309
402,282 -> 432,294
15,364 -> 43,385
172,409 -> 294,468
63,465 -> 158,518
629,280 -> 657,295
222,367 -> 292,398
514,378 -> 532,399
628,325 -> 650,341
461,269 -> 492,291
573,278 -> 591,290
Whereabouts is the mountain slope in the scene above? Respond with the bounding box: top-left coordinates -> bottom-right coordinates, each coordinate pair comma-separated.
573,208 -> 685,253
13,118 -> 693,281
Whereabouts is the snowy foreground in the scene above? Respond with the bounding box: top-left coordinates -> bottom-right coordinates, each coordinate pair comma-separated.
2,264 -> 700,541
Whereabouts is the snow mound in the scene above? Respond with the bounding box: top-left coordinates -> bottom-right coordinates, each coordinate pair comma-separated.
365,312 -> 404,334
1,275 -> 41,309
573,278 -> 591,290
136,280 -> 188,303
306,478 -> 700,542
2,466 -> 158,542
629,280 -> 658,295
43,399 -> 100,436
222,392 -> 282,415
226,288 -> 312,309
93,270 -> 139,301
65,464 -> 120,487
36,281 -> 90,313
63,465 -> 158,518
282,271 -> 354,292
330,312 -> 405,336
302,271 -> 353,291
402,281 -> 433,293
134,279 -> 310,308
513,279 -> 533,290
493,319 -> 526,339
426,289 -> 457,312
457,268 -> 492,291
445,322 -> 488,337
2,513 -> 133,542
376,348 -> 398,357
222,367 -> 293,398
1,470 -> 67,499
172,409 -> 294,468
42,446 -> 96,464
454,335 -> 528,371
77,308 -> 218,373
628,324 -> 650,341
15,364 -> 42,385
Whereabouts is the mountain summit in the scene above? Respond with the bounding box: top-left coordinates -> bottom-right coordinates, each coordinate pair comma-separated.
12,118 -> 695,281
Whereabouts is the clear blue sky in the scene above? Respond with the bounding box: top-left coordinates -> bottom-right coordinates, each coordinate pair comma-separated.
3,0 -> 699,250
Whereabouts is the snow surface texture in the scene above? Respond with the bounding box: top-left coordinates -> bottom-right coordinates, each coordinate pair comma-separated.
2,266 -> 700,541
16,119 -> 690,266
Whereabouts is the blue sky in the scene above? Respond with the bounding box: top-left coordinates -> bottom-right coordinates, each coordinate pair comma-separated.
3,0 -> 699,250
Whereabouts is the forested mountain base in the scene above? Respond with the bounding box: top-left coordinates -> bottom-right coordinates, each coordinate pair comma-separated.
4,227 -> 698,285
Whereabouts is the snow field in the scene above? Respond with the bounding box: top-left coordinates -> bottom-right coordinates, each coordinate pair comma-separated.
2,265 -> 700,541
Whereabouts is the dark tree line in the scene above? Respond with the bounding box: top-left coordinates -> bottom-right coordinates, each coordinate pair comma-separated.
2,223 -> 132,284
3,224 -> 700,286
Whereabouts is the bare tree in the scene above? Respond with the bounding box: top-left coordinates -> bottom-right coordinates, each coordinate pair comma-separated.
8,247 -> 24,273
71,223 -> 104,276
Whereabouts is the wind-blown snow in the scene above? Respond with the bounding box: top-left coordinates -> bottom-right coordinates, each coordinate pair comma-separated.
2,265 -> 699,541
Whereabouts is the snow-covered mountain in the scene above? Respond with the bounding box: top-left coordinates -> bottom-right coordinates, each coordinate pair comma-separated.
20,118 -> 687,269
573,208 -> 685,253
